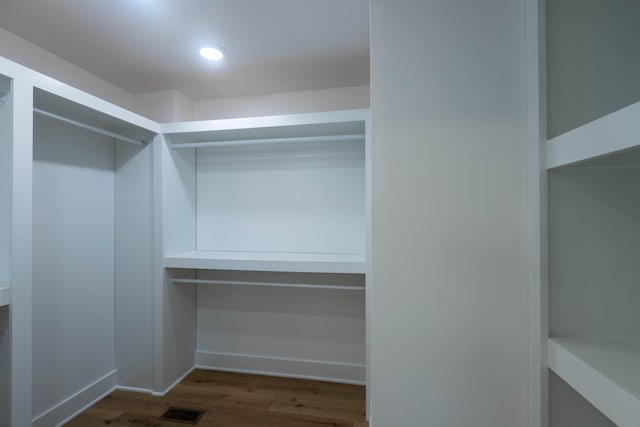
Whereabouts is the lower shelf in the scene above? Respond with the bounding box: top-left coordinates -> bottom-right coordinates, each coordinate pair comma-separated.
0,286 -> 10,307
548,336 -> 640,427
164,250 -> 366,274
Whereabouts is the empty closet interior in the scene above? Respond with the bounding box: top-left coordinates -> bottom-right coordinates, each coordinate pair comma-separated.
545,1 -> 640,426
161,111 -> 369,385
0,56 -> 370,426
31,88 -> 156,426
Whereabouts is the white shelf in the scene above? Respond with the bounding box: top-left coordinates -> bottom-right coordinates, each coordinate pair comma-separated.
547,100 -> 640,169
33,88 -> 157,145
548,336 -> 640,427
0,286 -> 10,307
161,109 -> 369,142
164,250 -> 366,274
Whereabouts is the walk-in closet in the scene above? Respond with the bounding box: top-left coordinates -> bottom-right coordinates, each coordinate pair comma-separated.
0,55 -> 370,427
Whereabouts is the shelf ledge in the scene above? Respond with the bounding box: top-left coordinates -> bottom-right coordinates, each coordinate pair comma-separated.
548,336 -> 640,427
0,286 -> 10,307
173,278 -> 365,291
170,133 -> 364,149
547,100 -> 640,169
164,250 -> 366,274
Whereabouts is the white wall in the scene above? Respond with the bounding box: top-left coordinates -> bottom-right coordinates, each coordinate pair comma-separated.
32,116 -> 116,421
546,0 -> 640,138
195,270 -> 366,382
549,167 -> 640,338
134,90 -> 194,123
193,86 -> 370,121
196,139 -> 365,254
370,1 -> 529,426
0,28 -> 134,111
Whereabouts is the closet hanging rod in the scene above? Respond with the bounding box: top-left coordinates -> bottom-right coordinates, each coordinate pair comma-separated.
34,108 -> 147,146
172,278 -> 365,291
170,133 -> 365,149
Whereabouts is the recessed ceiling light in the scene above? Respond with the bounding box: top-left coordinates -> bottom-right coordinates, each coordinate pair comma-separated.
200,46 -> 224,61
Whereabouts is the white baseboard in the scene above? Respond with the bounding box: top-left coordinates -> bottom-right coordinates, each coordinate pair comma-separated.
195,351 -> 365,385
32,370 -> 117,427
151,366 -> 195,397
116,385 -> 153,394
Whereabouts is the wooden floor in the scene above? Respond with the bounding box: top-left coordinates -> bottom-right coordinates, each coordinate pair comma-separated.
66,370 -> 368,426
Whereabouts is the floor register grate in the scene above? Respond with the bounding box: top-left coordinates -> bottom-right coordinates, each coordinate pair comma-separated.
158,407 -> 206,424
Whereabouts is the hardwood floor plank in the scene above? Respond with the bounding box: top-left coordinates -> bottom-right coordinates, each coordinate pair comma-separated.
65,407 -> 122,426
270,396 -> 365,421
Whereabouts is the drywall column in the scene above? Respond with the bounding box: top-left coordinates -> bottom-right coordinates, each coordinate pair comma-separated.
10,76 -> 33,427
114,142 -> 155,391
152,135 -> 197,394
370,1 -> 529,426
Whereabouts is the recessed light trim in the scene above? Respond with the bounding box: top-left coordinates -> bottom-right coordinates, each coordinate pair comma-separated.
200,46 -> 224,61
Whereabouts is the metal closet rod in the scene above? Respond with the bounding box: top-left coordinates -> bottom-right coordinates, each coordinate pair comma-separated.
34,108 -> 147,146
172,278 -> 365,291
170,133 -> 365,149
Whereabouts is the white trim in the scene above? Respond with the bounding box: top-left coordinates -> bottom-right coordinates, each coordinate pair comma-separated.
527,0 -> 547,426
151,366 -> 195,397
173,277 -> 365,291
115,385 -> 153,394
31,370 -> 117,427
364,109 -> 372,421
197,365 -> 366,387
196,351 -> 365,385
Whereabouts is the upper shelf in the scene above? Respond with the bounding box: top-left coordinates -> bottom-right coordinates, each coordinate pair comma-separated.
165,251 -> 366,274
33,88 -> 157,145
548,336 -> 640,427
161,109 -> 368,148
0,286 -> 10,307
547,100 -> 640,169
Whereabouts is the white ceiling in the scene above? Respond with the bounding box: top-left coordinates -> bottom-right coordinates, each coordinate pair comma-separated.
0,0 -> 370,100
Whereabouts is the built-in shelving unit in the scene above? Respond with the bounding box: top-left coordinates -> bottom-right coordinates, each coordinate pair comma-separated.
161,109 -> 369,275
159,109 -> 370,388
538,2 -> 640,425
546,102 -> 640,427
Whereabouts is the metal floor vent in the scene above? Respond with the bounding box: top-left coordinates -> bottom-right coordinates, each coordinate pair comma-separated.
158,407 -> 206,424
